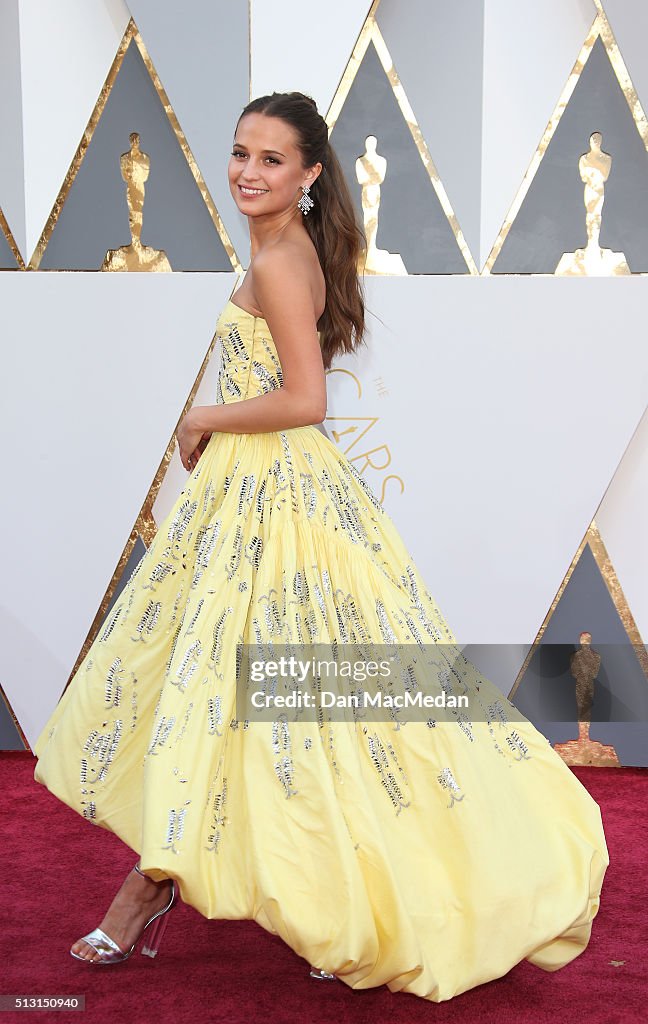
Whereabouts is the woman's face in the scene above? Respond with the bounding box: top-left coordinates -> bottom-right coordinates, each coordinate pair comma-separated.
228,112 -> 321,217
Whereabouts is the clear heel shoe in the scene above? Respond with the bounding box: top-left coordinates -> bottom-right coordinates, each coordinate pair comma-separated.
309,967 -> 337,981
70,863 -> 177,965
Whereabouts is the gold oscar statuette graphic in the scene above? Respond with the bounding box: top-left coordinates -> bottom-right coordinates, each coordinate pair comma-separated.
555,132 -> 630,276
356,135 -> 406,275
553,631 -> 620,766
102,132 -> 172,272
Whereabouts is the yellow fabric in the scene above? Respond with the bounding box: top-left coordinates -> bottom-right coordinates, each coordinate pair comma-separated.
34,299 -> 609,1002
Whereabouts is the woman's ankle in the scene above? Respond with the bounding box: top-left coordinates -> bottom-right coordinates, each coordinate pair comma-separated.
133,864 -> 170,886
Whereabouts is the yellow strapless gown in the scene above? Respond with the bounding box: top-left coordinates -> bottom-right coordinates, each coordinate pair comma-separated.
34,299 -> 608,1002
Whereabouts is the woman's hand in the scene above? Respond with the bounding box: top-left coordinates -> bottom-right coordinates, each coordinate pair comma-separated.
176,408 -> 212,472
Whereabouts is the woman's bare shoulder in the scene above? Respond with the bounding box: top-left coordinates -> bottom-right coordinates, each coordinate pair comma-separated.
254,234 -> 318,272
251,237 -> 325,315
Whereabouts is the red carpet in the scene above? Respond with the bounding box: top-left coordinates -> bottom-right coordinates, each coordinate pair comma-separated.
1,752 -> 645,1024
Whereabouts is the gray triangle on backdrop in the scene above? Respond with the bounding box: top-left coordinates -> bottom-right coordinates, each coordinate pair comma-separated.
126,0 -> 250,265
99,535 -> 150,633
0,224 -> 19,268
513,543 -> 648,767
0,694 -> 26,750
40,38 -> 232,271
493,37 -> 648,273
375,0 -> 483,272
329,40 -> 469,274
602,0 -> 648,128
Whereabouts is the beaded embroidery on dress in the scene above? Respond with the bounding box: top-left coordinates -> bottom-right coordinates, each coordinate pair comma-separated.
34,298 -> 608,1002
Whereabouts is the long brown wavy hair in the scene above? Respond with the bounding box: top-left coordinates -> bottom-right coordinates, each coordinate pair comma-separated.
236,91 -> 367,370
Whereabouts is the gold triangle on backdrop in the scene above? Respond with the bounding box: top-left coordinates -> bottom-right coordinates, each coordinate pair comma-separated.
0,207 -> 25,269
326,0 -> 478,275
28,17 -> 242,273
64,312 -> 230,691
508,517 -> 648,704
0,681 -> 30,751
483,4 -> 648,274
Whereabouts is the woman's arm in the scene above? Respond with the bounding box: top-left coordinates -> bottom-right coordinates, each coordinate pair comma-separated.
176,245 -> 327,467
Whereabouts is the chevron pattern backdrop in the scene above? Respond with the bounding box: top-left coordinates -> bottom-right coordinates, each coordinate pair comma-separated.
1,0 -> 647,765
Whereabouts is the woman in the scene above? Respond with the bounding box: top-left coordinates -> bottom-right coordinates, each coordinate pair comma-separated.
33,92 -> 608,1002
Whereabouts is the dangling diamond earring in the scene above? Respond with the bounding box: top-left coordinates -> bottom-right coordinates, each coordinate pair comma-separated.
298,184 -> 315,215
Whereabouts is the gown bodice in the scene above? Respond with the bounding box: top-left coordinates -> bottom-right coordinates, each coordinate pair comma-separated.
215,299 -> 286,405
